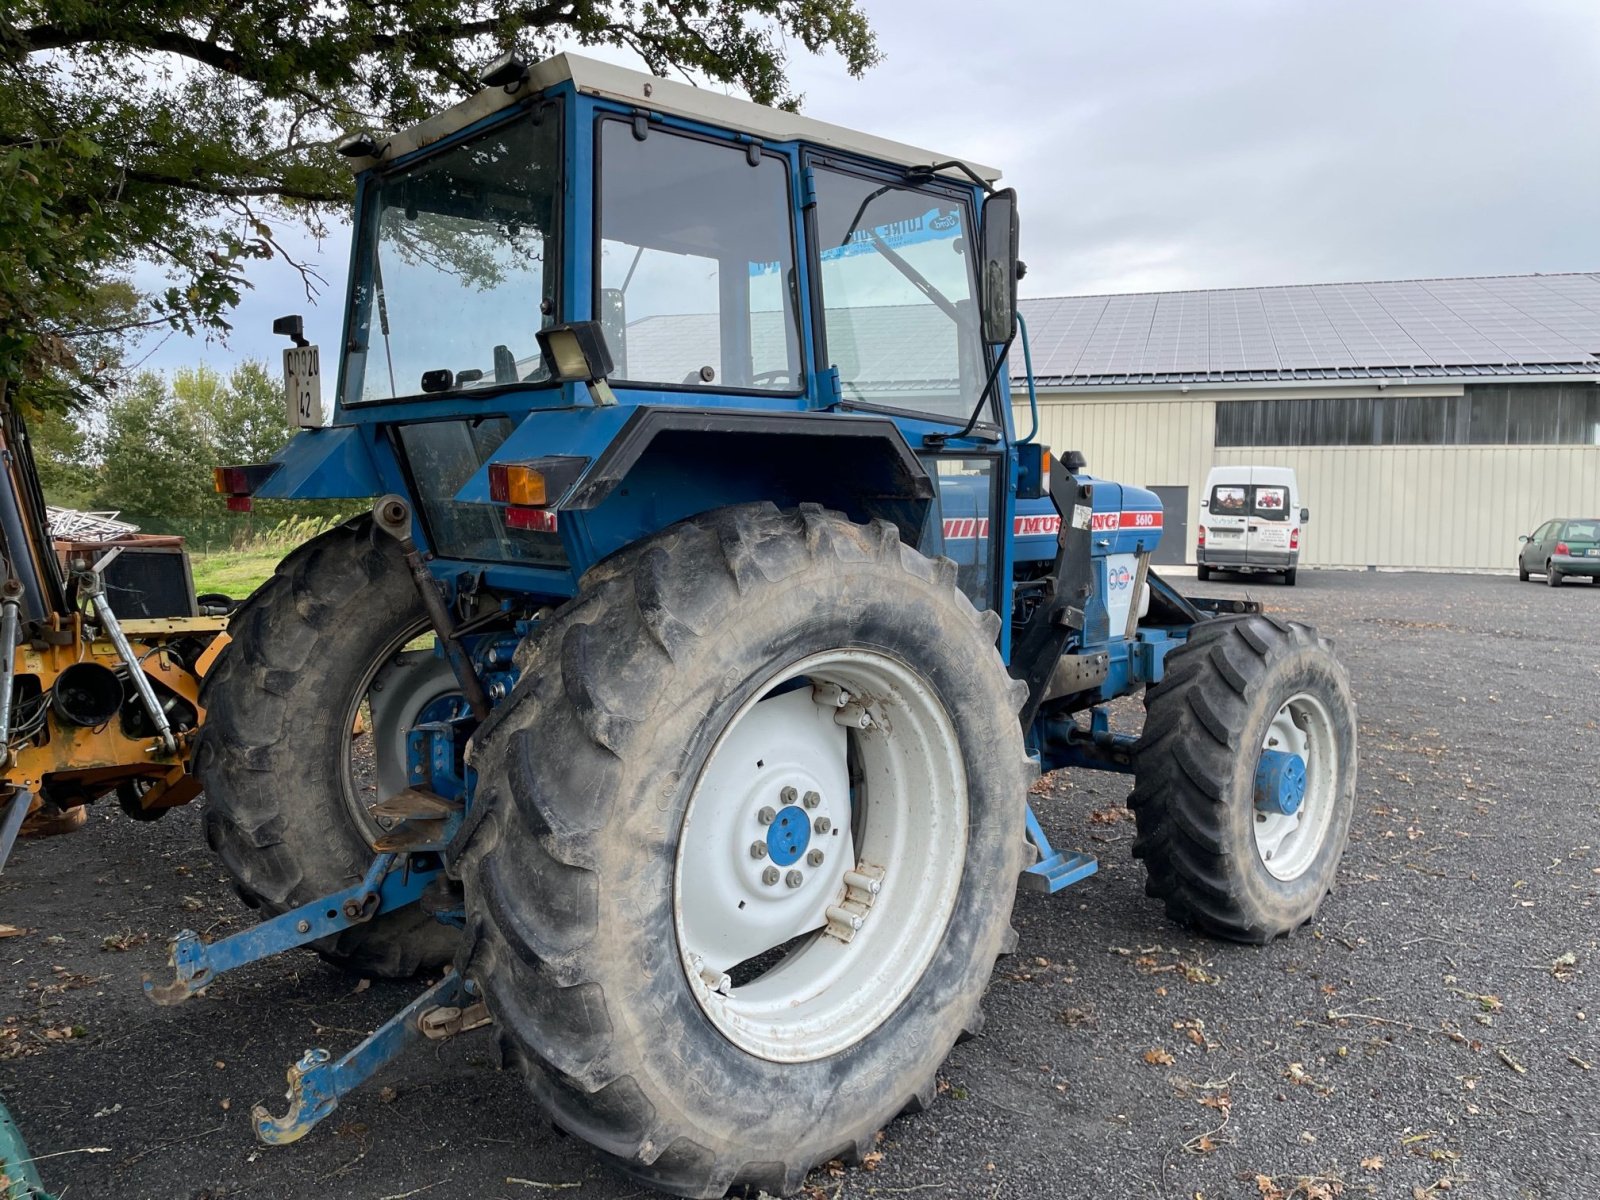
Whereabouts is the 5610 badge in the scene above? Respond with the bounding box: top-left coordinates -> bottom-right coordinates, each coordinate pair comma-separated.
283,345 -> 323,428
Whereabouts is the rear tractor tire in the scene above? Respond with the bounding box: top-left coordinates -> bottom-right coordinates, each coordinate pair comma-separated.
1129,614 -> 1357,942
451,503 -> 1031,1198
194,516 -> 460,977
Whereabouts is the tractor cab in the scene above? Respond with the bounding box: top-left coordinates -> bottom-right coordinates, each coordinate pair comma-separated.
241,51 -> 1025,625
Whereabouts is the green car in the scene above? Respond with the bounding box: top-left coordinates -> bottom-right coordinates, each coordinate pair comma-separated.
1518,518 -> 1600,586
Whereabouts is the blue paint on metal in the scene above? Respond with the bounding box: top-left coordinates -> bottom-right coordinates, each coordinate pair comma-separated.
253,971 -> 473,1145
143,853 -> 433,1004
253,425 -> 384,501
1015,311 -> 1040,445
1255,749 -> 1307,816
765,805 -> 811,866
1021,803 -> 1099,894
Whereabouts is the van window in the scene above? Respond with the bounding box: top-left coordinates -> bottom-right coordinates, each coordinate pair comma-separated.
1253,485 -> 1290,521
1210,485 -> 1249,514
1210,483 -> 1290,520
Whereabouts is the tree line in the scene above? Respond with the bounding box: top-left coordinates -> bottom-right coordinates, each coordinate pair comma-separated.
30,361 -> 334,527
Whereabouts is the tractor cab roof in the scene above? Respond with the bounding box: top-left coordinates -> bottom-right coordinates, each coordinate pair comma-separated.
346,51 -> 1001,184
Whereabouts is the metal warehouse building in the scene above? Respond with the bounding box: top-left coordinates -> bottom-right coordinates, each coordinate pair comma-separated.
1013,272 -> 1600,572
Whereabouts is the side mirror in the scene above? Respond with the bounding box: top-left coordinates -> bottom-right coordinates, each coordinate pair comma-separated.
1518,534 -> 1531,543
979,188 -> 1020,344
1300,507 -> 1310,524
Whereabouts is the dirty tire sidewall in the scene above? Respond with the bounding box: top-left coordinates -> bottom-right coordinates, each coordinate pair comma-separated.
195,516 -> 458,977
1129,614 -> 1358,943
452,504 -> 1031,1198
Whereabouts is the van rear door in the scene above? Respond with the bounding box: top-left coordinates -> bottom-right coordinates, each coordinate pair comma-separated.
1245,472 -> 1293,565
1206,474 -> 1250,561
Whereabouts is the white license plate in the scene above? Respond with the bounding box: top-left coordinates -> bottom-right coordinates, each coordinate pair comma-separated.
1587,548 -> 1599,557
283,345 -> 323,428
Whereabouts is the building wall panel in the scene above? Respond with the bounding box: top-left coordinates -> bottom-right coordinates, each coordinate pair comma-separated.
1018,391 -> 1599,571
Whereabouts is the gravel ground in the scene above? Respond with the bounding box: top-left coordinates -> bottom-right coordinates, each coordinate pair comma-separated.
2,569 -> 1597,1200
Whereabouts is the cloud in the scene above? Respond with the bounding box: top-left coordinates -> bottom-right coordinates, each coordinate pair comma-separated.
136,0 -> 1600,372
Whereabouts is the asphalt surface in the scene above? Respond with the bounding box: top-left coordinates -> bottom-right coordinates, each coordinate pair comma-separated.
2,569 -> 1598,1200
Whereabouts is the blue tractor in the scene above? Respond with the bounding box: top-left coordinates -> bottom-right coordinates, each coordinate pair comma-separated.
156,52 -> 1358,1197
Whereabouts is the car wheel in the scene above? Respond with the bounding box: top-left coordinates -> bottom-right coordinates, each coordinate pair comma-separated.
1547,561 -> 1563,587
1518,559 -> 1529,582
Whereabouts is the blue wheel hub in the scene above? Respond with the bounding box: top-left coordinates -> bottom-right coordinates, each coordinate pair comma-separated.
765,805 -> 812,866
1254,749 -> 1307,816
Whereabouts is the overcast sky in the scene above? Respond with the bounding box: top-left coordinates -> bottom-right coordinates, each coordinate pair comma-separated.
136,0 -> 1600,373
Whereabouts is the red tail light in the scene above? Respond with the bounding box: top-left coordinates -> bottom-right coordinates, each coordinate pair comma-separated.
1555,541 -> 1570,556
1197,525 -> 1206,548
1290,527 -> 1300,550
506,506 -> 558,533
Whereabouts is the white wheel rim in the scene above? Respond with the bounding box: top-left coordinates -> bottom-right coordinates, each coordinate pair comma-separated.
340,625 -> 460,841
1253,691 -> 1338,881
673,649 -> 968,1063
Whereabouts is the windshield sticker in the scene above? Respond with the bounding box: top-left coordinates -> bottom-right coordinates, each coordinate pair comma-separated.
821,206 -> 963,262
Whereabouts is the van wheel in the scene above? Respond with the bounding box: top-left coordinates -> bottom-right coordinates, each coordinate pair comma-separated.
1283,568 -> 1297,586
1196,564 -> 1211,582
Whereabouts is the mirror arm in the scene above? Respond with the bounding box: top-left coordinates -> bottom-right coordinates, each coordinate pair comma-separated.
910,160 -> 995,195
923,337 -> 1012,449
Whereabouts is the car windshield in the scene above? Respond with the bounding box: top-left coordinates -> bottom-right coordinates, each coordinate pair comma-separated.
343,109 -> 561,405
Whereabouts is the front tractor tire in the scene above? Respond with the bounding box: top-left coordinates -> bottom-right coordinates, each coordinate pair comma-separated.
195,517 -> 459,977
451,504 -> 1031,1198
1129,614 -> 1357,943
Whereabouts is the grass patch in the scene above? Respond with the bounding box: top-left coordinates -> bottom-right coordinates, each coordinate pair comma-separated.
187,515 -> 344,601
191,549 -> 282,599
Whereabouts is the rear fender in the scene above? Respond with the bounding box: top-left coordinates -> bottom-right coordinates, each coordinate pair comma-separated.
458,407 -> 936,568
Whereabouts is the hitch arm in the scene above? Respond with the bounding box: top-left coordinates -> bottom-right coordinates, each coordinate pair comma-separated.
253,971 -> 486,1145
142,853 -> 428,1005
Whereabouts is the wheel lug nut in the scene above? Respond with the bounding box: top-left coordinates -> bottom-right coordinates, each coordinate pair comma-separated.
757,806 -> 776,825
807,849 -> 824,867
814,817 -> 831,834
780,786 -> 798,805
761,866 -> 780,886
803,790 -> 821,809
785,870 -> 804,888
750,841 -> 768,859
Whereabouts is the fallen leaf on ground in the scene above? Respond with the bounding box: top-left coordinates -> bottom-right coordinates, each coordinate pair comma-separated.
1143,1047 -> 1175,1066
0,924 -> 27,938
1361,1155 -> 1384,1171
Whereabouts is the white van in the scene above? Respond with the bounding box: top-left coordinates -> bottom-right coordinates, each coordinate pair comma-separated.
1197,465 -> 1308,585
